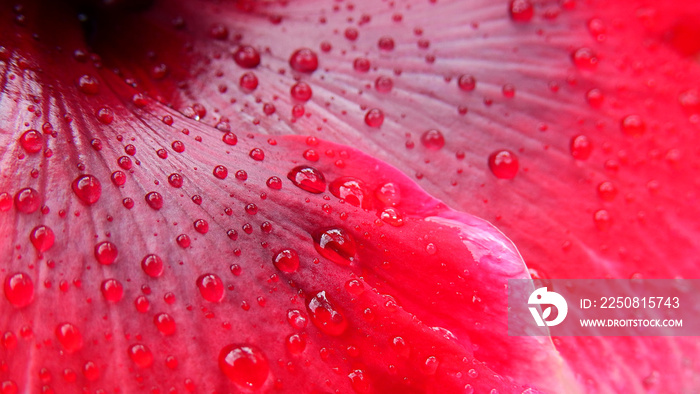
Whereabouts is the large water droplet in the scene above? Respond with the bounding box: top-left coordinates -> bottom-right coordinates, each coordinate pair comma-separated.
306,291 -> 348,336
570,135 -> 593,160
420,129 -> 445,150
14,188 -> 40,214
364,108 -> 384,128
197,273 -> 224,302
233,45 -> 261,69
154,313 -> 176,335
620,115 -> 645,136
72,174 -> 101,205
290,82 -> 312,101
509,0 -> 533,22
128,344 -> 153,368
19,129 -> 43,153
287,166 -> 326,194
101,279 -> 124,302
4,273 -> 34,308
218,345 -> 269,390
313,228 -> 356,266
145,192 -> 164,210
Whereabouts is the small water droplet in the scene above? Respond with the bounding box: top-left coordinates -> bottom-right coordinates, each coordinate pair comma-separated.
570,135 -> 593,160
233,45 -> 261,69
488,150 -> 519,179
72,174 -> 101,205
239,72 -> 259,91
194,219 -> 209,234
101,279 -> 124,302
287,166 -> 326,193
378,36 -> 395,51
620,115 -> 645,136
313,228 -> 356,265
77,74 -> 99,95
197,273 -> 224,302
249,148 -> 265,161
286,334 -> 306,354
306,291 -> 348,336
154,313 -> 176,335
597,181 -> 618,201
375,76 -> 393,93
94,241 -> 118,265
141,254 -> 164,278
218,345 -> 269,389
593,209 -> 612,231
55,323 -> 82,352
509,0 -> 533,22
289,48 -> 318,73
421,129 -> 445,150
273,249 -> 300,273
458,75 -> 476,91
14,188 -> 40,214
222,132 -> 238,146
329,177 -> 370,208
145,192 -> 164,210
364,108 -> 384,128
353,57 -> 370,72
344,279 -> 364,296
290,82 -> 312,101
213,165 -> 228,179
4,273 -> 34,307
30,225 -> 54,252
266,176 -> 282,190
128,344 -> 153,368
379,207 -> 404,226
572,47 -> 598,70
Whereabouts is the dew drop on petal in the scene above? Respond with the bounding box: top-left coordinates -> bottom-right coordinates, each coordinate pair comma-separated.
572,47 -> 599,70
621,115 -> 646,136
570,135 -> 593,160
197,273 -> 224,302
375,76 -> 393,93
509,0 -> 534,22
239,72 -> 259,91
375,182 -> 401,206
286,309 -> 308,329
222,132 -> 238,146
77,74 -> 99,95
313,228 -> 356,266
4,273 -> 34,308
94,241 -> 118,265
329,177 -> 370,208
345,279 -> 364,296
597,181 -> 618,202
378,36 -> 395,51
218,345 -> 269,390
194,219 -> 209,234
458,75 -> 476,91
154,313 -> 176,335
420,129 -> 445,150
286,334 -> 306,354
213,165 -> 228,179
55,323 -> 82,352
289,48 -> 318,73
19,129 -> 43,153
141,254 -> 164,278
273,249 -> 300,273
380,207 -> 405,227
128,344 -> 154,368
168,173 -> 183,188
287,166 -> 326,194
364,109 -> 384,128
249,148 -> 265,161
266,176 -> 282,190
290,82 -> 312,101
30,225 -> 54,252
233,45 -> 261,69
488,150 -> 519,179
101,279 -> 123,302
14,188 -> 40,214
349,370 -> 370,393
145,192 -> 164,210
593,209 -> 612,231
71,175 -> 102,205
306,291 -> 348,336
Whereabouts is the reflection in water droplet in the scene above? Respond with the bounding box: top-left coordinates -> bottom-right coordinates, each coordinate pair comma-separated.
218,345 -> 269,389
306,291 -> 348,336
287,166 -> 326,194
313,228 -> 356,266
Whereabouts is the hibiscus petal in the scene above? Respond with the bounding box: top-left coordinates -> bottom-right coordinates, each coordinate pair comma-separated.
67,0 -> 700,391
0,2 -> 583,392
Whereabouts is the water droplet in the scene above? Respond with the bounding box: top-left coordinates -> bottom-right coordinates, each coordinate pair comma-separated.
458,75 -> 476,91
286,309 -> 308,329
421,129 -> 445,150
467,368 -> 478,378
287,166 -> 326,194
621,115 -> 645,136
101,279 -> 123,302
168,173 -> 183,188
154,313 -> 176,335
586,88 -> 604,107
4,273 -> 34,307
249,148 -> 265,161
423,356 -> 439,375
306,291 -> 348,336
329,177 -> 370,208
364,108 -> 384,128
572,47 -> 598,70
239,72 -> 259,91
19,129 -> 42,153
176,234 -> 191,248
111,171 -> 126,186
593,209 -> 612,231
222,132 -> 238,146
14,187 -> 40,213
286,334 -> 306,354
289,48 -> 318,73
345,27 -> 359,41
55,323 -> 82,352
30,225 -> 54,252
197,273 -> 224,302
488,150 -> 519,179
290,82 -> 312,101
273,249 -> 300,273
213,165 -> 228,179
353,57 -> 370,72
266,176 -> 282,190
118,156 -> 133,170
233,45 -> 261,69
313,228 -> 356,266
236,170 -> 248,181
508,0 -> 535,21
128,344 -> 153,368
94,241 -> 118,265
77,74 -> 99,95
378,36 -> 395,51
218,345 -> 269,389
375,76 -> 393,93
570,135 -> 593,160
349,370 -> 370,393
380,207 -> 405,226
344,279 -> 364,296
193,219 -> 209,234
597,181 -> 618,201
96,107 -> 113,124
72,174 -> 101,205
145,192 -> 164,210
141,254 -> 164,278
